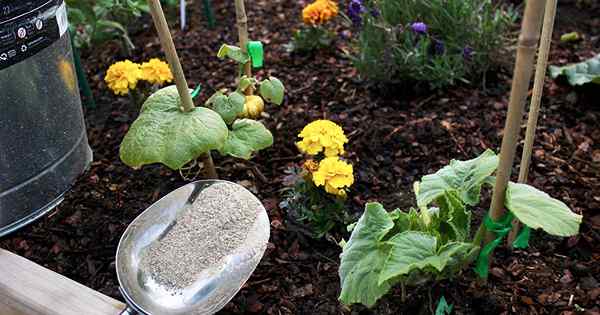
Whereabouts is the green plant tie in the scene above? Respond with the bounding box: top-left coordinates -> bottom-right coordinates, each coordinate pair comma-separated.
475,213 -> 531,278
191,84 -> 202,99
247,41 -> 264,69
435,295 -> 453,315
512,226 -> 531,249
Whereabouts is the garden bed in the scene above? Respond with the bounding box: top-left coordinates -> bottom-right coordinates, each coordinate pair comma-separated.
1,0 -> 599,314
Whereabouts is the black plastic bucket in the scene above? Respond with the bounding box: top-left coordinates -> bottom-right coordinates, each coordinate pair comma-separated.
0,0 -> 92,237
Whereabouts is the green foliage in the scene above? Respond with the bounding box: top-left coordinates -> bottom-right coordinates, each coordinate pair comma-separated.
415,150 -> 499,208
505,183 -> 582,236
549,54 -> 600,86
338,150 -> 582,307
280,167 -> 351,238
119,86 -> 228,170
218,119 -> 274,160
259,77 -> 285,105
286,27 -> 333,53
205,90 -> 245,124
217,44 -> 250,64
66,0 -> 149,49
350,0 -> 516,88
338,203 -> 395,307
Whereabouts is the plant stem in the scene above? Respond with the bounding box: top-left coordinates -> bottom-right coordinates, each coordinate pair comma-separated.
401,282 -> 407,303
201,152 -> 218,179
148,0 -> 219,179
472,223 -> 485,248
484,0 -> 545,263
507,0 -> 558,246
234,0 -> 253,95
148,0 -> 195,112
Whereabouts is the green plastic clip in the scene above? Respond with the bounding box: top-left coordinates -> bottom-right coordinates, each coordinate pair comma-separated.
247,41 -> 264,69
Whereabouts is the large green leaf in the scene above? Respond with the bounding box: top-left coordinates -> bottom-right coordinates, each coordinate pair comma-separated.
205,90 -> 245,125
259,77 -> 285,105
505,182 -> 582,237
120,86 -> 228,170
415,150 -> 499,208
549,54 -> 600,86
339,203 -> 396,307
219,119 -> 273,159
379,232 -> 477,284
379,231 -> 439,284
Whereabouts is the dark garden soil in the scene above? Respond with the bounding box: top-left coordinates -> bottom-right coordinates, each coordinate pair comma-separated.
2,1 -> 600,314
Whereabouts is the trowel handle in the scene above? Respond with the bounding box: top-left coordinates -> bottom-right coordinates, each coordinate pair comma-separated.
118,287 -> 141,315
119,307 -> 138,315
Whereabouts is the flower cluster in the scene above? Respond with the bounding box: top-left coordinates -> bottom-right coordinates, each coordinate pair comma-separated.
297,120 -> 353,197
302,0 -> 338,26
105,58 -> 173,95
297,119 -> 348,157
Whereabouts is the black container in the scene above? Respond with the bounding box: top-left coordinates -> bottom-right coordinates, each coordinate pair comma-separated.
0,0 -> 92,236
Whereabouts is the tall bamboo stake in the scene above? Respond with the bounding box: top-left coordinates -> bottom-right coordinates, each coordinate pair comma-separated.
507,0 -> 558,246
484,0 -> 546,253
234,0 -> 253,95
147,0 -> 218,179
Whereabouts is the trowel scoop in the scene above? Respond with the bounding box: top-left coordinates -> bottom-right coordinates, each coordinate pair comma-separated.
115,180 -> 270,315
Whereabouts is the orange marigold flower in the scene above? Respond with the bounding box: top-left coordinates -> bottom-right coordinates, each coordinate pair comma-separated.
302,0 -> 339,25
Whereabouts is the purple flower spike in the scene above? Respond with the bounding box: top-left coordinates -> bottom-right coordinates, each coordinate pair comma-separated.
348,0 -> 366,26
411,22 -> 427,34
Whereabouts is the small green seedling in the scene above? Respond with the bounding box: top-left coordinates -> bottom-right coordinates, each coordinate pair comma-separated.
119,43 -> 285,170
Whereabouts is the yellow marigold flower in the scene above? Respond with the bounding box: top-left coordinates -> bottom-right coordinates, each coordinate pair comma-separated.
302,0 -> 339,25
105,60 -> 142,95
140,58 -> 174,85
312,157 -> 354,196
297,119 -> 348,157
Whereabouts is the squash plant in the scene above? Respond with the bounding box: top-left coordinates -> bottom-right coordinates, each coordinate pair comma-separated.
119,44 -> 284,170
549,53 -> 600,86
338,150 -> 582,307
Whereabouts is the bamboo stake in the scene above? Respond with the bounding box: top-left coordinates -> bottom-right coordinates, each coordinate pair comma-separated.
484,0 -> 546,252
507,0 -> 558,246
148,0 -> 195,112
147,0 -> 218,179
234,0 -> 253,95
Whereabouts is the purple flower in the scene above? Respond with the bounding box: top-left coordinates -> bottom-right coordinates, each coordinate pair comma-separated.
463,46 -> 474,59
348,0 -> 366,26
411,22 -> 427,34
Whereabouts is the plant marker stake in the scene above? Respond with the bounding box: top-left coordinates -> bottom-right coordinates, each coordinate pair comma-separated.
234,0 -> 253,95
147,0 -> 218,179
483,0 -> 546,270
202,0 -> 216,29
180,0 -> 186,31
507,0 -> 558,247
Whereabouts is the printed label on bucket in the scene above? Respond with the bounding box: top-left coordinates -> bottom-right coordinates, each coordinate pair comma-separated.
55,2 -> 68,37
